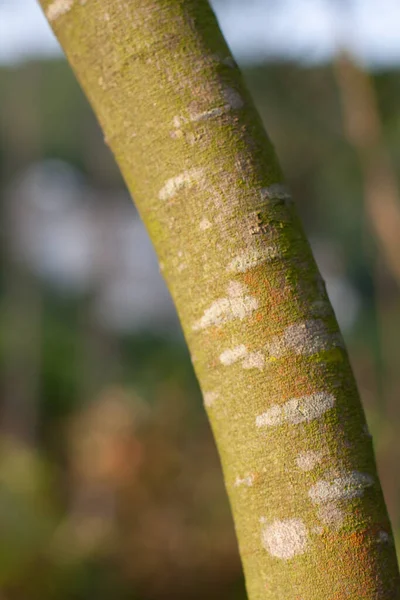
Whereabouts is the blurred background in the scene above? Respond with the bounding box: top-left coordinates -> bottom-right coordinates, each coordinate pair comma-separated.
0,0 -> 400,597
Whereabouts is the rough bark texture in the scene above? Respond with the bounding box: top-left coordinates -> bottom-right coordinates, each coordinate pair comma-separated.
38,0 -> 400,597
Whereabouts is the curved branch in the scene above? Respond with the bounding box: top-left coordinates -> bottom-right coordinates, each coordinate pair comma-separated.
38,1 -> 400,597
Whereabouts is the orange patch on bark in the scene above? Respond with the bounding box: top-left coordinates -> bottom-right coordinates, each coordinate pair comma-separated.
243,272 -> 257,286
210,327 -> 224,339
320,528 -> 387,597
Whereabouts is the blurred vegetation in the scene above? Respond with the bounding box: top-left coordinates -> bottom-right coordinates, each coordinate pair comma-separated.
0,51 -> 399,598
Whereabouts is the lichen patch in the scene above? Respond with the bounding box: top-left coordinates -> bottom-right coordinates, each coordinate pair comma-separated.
234,474 -> 254,487
199,218 -> 212,231
296,450 -> 323,471
222,86 -> 244,109
256,392 -> 335,428
172,86 -> 243,131
242,351 -> 265,370
308,472 -> 374,504
227,246 -> 281,273
266,320 -> 343,358
317,502 -> 345,529
203,391 -> 219,407
190,107 -> 225,123
261,519 -> 309,560
158,169 -> 203,201
220,345 -> 247,366
46,0 -> 74,20
219,344 -> 265,370
261,183 -> 292,202
193,282 -> 258,331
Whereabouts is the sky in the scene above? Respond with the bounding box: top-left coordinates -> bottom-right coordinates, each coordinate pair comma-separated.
1,0 -> 400,67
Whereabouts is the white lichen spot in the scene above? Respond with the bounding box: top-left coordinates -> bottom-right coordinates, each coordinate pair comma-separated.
158,168 -> 203,201
227,246 -> 281,273
193,282 -> 258,331
199,218 -> 212,231
191,107 -> 225,123
222,87 -> 244,109
170,129 -> 183,139
317,503 -> 345,529
219,342 -> 265,370
261,183 -> 292,201
234,474 -> 254,487
377,531 -> 391,543
308,471 -> 374,504
296,450 -> 323,471
256,404 -> 281,426
46,0 -> 74,20
226,281 -> 243,296
203,391 -> 219,407
220,345 -> 247,366
178,86 -> 243,127
261,519 -> 308,560
242,351 -> 265,371
266,320 -> 343,359
256,391 -> 335,428
103,11 -> 110,21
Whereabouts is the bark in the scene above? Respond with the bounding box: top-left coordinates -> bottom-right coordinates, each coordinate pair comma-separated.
38,0 -> 400,597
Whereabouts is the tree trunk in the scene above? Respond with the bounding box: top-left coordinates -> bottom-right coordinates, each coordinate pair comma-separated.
39,0 -> 400,597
